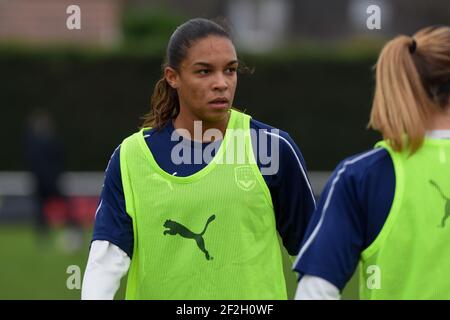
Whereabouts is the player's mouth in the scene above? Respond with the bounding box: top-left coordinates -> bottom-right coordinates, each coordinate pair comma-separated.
208,97 -> 229,109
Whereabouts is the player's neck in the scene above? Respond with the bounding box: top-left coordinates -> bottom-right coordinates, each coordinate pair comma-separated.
426,105 -> 450,131
173,111 -> 230,143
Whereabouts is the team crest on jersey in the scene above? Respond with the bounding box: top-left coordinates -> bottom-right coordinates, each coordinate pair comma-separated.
234,166 -> 256,191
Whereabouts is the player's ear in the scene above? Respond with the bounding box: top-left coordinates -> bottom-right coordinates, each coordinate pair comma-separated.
164,66 -> 180,89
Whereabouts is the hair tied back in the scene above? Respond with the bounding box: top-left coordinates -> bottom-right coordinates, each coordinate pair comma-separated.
409,38 -> 417,53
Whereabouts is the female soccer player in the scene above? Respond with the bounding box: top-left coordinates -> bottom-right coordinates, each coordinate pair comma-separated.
81,18 -> 316,299
294,25 -> 450,299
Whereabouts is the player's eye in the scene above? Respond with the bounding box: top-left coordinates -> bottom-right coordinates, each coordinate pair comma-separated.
225,67 -> 237,74
196,69 -> 210,75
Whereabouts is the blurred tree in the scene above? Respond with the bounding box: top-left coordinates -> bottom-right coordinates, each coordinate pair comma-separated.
121,8 -> 187,52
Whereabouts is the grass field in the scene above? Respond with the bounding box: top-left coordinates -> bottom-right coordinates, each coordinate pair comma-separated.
0,225 -> 358,300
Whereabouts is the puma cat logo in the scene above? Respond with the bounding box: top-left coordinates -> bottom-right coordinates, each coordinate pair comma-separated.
429,180 -> 450,228
163,215 -> 216,260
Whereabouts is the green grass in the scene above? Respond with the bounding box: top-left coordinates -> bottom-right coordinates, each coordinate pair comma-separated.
0,225 -> 91,299
0,225 -> 357,299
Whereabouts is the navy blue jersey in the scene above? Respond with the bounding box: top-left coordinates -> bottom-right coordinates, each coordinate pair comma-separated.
294,133 -> 450,291
293,148 -> 396,291
92,118 -> 316,258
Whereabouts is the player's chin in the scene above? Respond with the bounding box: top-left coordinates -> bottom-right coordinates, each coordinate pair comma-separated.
203,105 -> 231,121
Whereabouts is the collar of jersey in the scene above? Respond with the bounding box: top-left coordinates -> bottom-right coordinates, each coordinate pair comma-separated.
137,109 -> 238,184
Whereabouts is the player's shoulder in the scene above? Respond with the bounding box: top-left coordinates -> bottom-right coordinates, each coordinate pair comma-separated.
141,127 -> 160,138
105,144 -> 121,172
250,117 -> 301,153
249,118 -> 291,141
121,127 -> 159,141
119,127 -> 166,153
108,129 -> 156,177
333,147 -> 392,184
250,117 -> 307,167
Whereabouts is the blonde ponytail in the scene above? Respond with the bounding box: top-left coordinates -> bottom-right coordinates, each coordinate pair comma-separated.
369,26 -> 450,154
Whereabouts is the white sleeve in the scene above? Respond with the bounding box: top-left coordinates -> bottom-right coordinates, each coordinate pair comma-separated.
294,275 -> 341,300
81,240 -> 131,300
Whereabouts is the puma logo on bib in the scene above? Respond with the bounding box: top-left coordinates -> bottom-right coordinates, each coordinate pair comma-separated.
429,180 -> 450,228
163,215 -> 216,260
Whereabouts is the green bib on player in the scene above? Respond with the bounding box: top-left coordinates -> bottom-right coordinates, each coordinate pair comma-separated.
359,138 -> 450,299
120,109 -> 287,299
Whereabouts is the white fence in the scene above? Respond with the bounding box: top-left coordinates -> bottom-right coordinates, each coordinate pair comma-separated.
0,171 -> 332,222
